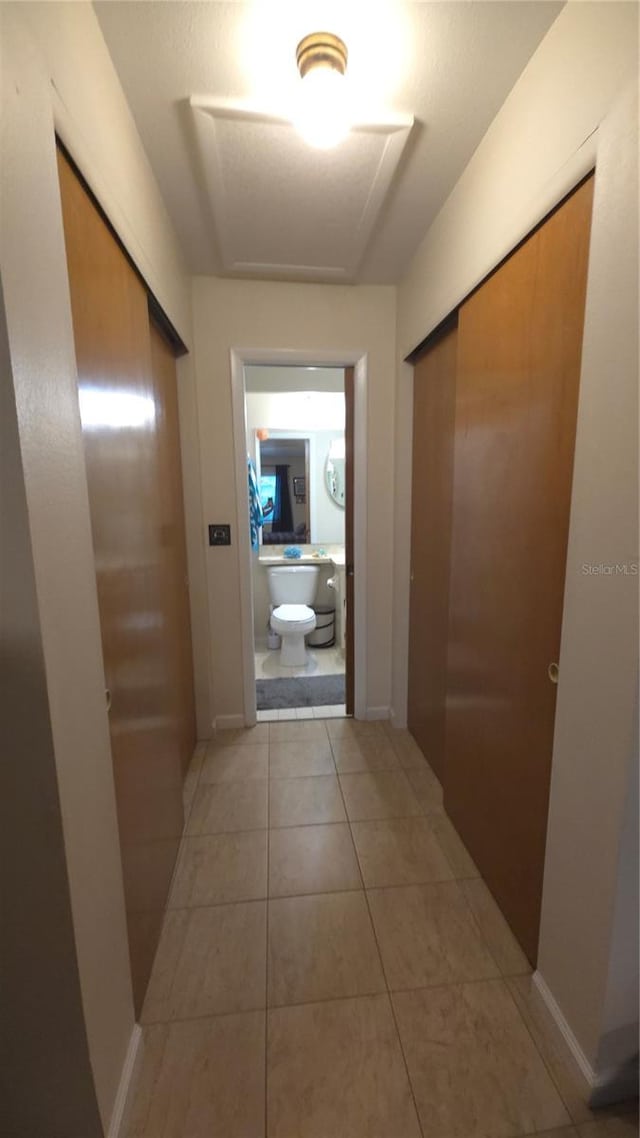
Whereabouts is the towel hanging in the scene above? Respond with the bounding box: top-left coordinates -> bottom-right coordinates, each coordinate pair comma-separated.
248,456 -> 263,551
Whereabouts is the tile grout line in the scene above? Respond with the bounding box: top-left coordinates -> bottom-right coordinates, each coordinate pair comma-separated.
331,743 -> 425,1136
132,739 -> 211,1130
501,976 -> 585,1125
355,826 -> 427,1138
454,877 -> 518,981
166,742 -> 209,911
337,733 -> 427,1128
378,737 -> 568,1125
140,972 -> 545,1034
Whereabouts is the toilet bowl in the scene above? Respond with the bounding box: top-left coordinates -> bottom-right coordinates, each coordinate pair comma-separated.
270,604 -> 316,666
267,565 -> 319,667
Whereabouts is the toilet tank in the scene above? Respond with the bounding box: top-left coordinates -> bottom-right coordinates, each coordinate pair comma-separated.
267,565 -> 320,605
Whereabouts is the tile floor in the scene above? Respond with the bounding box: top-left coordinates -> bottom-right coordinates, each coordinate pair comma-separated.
255,645 -> 345,682
126,720 -> 639,1138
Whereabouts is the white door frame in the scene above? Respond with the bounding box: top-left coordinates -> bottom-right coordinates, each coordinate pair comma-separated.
230,347 -> 368,724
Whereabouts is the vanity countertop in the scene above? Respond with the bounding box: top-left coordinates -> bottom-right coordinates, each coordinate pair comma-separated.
258,548 -> 345,569
259,554 -> 333,566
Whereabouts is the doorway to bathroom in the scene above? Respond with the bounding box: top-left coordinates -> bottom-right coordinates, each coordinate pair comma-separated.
244,364 -> 353,721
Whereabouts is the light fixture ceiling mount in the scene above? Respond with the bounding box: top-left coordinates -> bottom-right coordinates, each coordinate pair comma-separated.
296,32 -> 348,80
294,31 -> 350,149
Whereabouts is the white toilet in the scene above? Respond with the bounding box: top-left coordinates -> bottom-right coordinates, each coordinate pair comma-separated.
267,565 -> 319,666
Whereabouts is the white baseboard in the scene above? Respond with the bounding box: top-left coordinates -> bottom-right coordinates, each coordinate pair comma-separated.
532,972 -> 595,1086
388,706 -> 407,729
532,971 -> 638,1106
366,706 -> 390,721
107,1024 -> 143,1138
215,713 -> 246,730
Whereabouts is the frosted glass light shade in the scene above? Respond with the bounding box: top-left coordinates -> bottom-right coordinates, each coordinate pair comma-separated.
295,66 -> 350,149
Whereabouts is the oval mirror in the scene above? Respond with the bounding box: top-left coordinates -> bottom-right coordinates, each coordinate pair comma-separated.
325,438 -> 345,509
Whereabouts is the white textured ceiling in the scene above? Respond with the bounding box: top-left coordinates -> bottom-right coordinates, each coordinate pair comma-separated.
95,1 -> 563,284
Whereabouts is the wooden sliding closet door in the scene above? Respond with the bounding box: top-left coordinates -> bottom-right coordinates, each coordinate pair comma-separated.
407,321 -> 457,781
149,324 -> 197,774
444,176 -> 594,962
57,149 -> 195,1012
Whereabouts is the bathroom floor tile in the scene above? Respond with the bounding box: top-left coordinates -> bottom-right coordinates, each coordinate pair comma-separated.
267,995 -> 421,1138
460,878 -> 531,977
182,742 -> 206,820
326,717 -> 387,740
331,736 -> 400,773
255,646 -> 345,682
429,812 -> 481,878
200,744 -> 269,784
385,727 -> 430,769
269,775 -> 346,828
339,771 -> 423,821
186,780 -> 268,835
367,881 -> 499,990
269,739 -> 335,779
126,1011 -> 265,1138
209,724 -> 270,748
506,974 -> 602,1123
392,980 -> 571,1138
532,1131 -> 578,1138
577,1110 -> 640,1138
404,762 -> 444,812
141,902 -> 266,1021
268,891 -> 385,1007
269,720 -> 329,743
313,703 -> 347,718
269,823 -> 362,897
169,832 -> 267,907
351,817 -> 453,888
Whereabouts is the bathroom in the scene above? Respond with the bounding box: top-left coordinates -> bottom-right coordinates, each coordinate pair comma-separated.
244,365 -> 348,717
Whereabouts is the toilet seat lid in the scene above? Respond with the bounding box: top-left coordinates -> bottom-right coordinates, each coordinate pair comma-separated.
273,604 -> 315,622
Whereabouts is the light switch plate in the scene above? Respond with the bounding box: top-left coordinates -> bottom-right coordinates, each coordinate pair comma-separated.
209,524 -> 231,546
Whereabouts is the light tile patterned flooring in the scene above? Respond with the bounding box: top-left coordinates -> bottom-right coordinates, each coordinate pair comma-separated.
255,645 -> 345,681
127,720 -> 639,1138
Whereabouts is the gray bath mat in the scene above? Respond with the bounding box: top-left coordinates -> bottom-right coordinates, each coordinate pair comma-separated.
256,674 -> 345,709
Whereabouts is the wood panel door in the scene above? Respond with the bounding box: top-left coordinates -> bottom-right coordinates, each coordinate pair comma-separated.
407,321 -> 458,781
57,149 -> 194,1013
149,323 -> 197,774
444,176 -> 594,962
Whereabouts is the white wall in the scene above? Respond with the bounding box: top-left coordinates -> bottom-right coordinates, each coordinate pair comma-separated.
313,431 -> 345,545
0,4 -> 206,1133
245,390 -> 346,431
191,278 -> 396,724
1,277 -> 103,1137
393,0 -> 638,1098
596,731 -> 639,1095
537,80 -> 639,1077
396,2 -> 638,359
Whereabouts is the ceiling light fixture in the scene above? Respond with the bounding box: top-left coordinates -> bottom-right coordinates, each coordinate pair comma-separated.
295,31 -> 350,149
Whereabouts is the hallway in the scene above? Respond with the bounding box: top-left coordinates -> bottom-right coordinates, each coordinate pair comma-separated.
125,722 -> 636,1137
